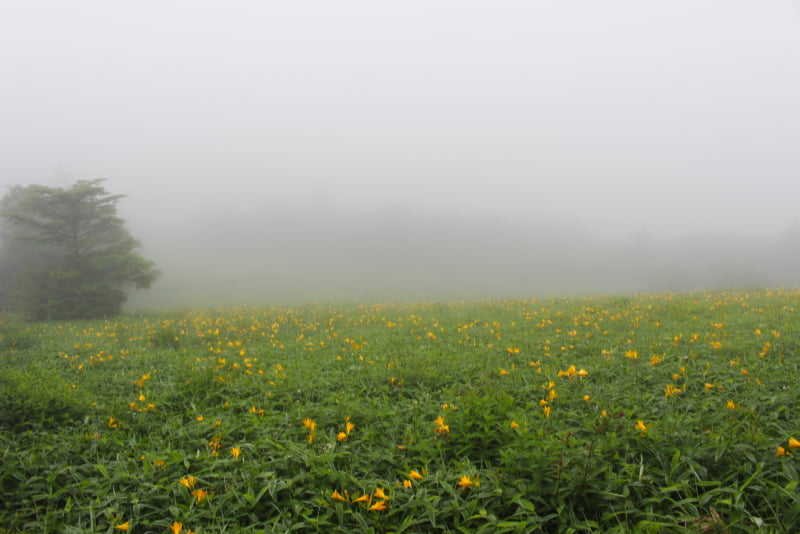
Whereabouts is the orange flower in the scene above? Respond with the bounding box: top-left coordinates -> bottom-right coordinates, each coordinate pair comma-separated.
336,432 -> 347,442
374,487 -> 389,500
369,500 -> 387,511
352,494 -> 370,503
789,437 -> 800,449
777,446 -> 788,456
114,522 -> 130,531
169,522 -> 183,534
192,488 -> 208,502
457,475 -> 478,489
510,420 -> 520,429
409,469 -> 424,480
179,475 -> 197,489
302,418 -> 317,432
331,489 -> 348,502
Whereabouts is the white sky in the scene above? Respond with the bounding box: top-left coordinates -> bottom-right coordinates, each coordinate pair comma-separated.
1,1 -> 799,238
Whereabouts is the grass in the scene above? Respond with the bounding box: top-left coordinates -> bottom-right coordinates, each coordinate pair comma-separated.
1,288 -> 800,532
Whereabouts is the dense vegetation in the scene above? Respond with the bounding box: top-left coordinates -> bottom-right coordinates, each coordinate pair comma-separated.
1,288 -> 799,533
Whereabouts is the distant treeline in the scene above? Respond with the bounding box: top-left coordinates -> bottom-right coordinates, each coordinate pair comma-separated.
127,205 -> 800,307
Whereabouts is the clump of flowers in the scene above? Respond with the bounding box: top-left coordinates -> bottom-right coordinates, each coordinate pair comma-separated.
302,418 -> 317,443
337,417 -> 355,442
433,415 -> 450,438
557,365 -> 588,379
330,487 -> 389,511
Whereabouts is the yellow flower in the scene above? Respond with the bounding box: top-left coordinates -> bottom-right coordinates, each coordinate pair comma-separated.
345,421 -> 355,435
510,420 -> 520,429
403,479 -> 412,488
726,400 -> 736,410
231,447 -> 241,461
789,437 -> 800,449
704,383 -> 715,391
337,432 -> 348,442
169,522 -> 183,534
374,487 -> 389,500
625,350 -> 639,360
583,395 -> 591,402
409,469 -> 424,480
577,368 -> 588,378
543,406 -> 551,418
331,489 -> 348,502
196,415 -> 204,422
352,494 -> 370,503
114,522 -> 130,531
302,418 -> 317,432
368,500 -> 388,511
192,488 -> 208,502
635,420 -> 647,433
457,475 -> 478,489
777,446 -> 788,456
179,475 -> 197,489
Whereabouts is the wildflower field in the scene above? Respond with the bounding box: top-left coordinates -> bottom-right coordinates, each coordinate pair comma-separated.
1,289 -> 800,533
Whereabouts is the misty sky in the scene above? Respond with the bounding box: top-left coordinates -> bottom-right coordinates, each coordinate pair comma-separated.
1,1 -> 799,241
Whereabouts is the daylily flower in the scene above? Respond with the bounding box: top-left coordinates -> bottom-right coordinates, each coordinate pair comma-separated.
409,469 -> 424,480
192,488 -> 208,502
510,420 -> 520,429
302,418 -> 317,432
352,494 -> 370,503
789,437 -> 800,449
374,487 -> 389,500
179,475 -> 197,489
635,420 -> 647,433
777,446 -> 788,456
231,447 -> 241,461
169,522 -> 183,534
331,489 -> 348,502
458,475 -> 480,489
369,500 -> 387,511
114,522 -> 130,531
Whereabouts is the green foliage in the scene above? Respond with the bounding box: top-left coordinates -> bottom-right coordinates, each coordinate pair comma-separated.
1,289 -> 800,532
0,179 -> 159,320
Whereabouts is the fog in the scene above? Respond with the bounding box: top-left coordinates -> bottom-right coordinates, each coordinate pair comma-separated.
1,1 -> 799,307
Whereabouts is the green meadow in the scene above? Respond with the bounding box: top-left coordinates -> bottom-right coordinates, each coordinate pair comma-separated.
1,288 -> 800,533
